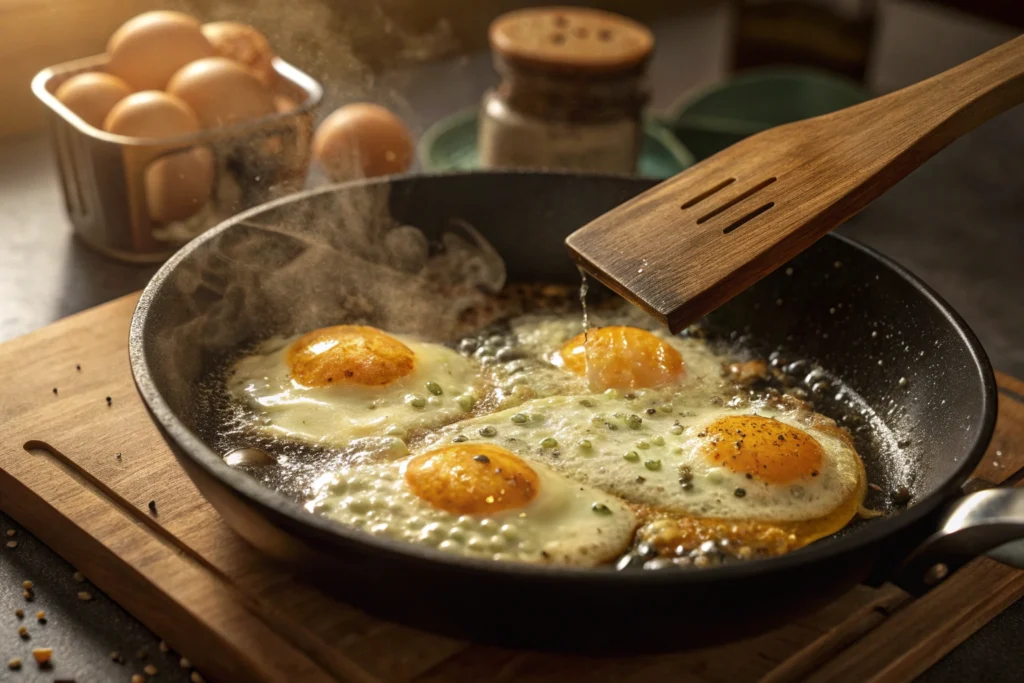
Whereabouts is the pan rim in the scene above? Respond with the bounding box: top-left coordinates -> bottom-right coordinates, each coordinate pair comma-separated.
129,170 -> 998,587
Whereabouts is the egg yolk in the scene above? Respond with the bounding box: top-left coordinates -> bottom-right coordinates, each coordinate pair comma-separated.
558,326 -> 684,391
286,325 -> 415,388
404,444 -> 540,515
699,415 -> 824,484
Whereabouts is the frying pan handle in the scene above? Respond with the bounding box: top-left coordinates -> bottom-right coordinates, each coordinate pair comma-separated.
894,488 -> 1024,595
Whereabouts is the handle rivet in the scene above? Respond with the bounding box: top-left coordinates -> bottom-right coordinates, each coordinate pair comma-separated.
924,563 -> 949,586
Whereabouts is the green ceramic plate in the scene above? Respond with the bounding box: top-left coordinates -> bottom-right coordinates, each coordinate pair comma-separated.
664,67 -> 870,160
419,108 -> 695,179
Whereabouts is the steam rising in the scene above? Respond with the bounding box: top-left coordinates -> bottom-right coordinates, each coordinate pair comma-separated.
153,181 -> 507,417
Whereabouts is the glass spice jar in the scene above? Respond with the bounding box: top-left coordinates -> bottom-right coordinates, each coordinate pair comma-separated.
479,7 -> 654,175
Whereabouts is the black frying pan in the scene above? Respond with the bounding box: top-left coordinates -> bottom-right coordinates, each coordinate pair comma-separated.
129,172 -> 1017,653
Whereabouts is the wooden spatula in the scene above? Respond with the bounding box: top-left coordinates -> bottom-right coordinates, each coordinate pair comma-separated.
566,34 -> 1024,334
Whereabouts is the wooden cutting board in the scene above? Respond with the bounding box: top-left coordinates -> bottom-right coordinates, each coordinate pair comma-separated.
1,292 -> 1022,683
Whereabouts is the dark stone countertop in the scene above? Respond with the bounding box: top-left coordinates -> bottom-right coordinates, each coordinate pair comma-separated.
1,3 -> 1021,681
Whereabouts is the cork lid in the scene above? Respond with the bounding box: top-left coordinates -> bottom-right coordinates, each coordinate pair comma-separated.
489,7 -> 654,75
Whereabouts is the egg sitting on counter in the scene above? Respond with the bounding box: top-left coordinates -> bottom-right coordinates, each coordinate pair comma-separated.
106,11 -> 215,91
312,103 -> 414,181
54,72 -> 133,130
167,57 -> 276,129
104,91 -> 215,224
201,21 -> 277,87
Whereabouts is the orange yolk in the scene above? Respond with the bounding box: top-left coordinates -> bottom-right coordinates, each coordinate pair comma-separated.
404,444 -> 540,515
558,326 -> 684,391
699,415 -> 824,484
286,325 -> 415,388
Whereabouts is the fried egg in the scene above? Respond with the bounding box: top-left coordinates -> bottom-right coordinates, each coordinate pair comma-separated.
307,443 -> 637,565
421,391 -> 865,557
475,317 -> 729,404
227,325 -> 481,448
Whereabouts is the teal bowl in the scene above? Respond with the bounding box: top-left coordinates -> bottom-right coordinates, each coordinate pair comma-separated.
665,67 -> 870,160
419,108 -> 695,179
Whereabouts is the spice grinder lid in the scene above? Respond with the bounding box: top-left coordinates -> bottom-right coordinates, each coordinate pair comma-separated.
489,7 -> 654,75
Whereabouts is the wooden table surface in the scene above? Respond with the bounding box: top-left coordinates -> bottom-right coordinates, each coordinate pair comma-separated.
0,3 -> 1022,682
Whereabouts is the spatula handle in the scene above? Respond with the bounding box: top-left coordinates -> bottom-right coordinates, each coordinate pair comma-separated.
849,33 -> 1024,159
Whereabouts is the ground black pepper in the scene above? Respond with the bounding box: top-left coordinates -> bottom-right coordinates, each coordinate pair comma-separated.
147,501 -> 157,515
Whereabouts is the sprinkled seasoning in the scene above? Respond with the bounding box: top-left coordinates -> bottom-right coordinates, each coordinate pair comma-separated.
540,437 -> 558,449
678,465 -> 693,483
426,381 -> 443,395
144,664 -> 158,675
659,404 -> 673,413
110,651 -> 124,663
636,440 -> 650,449
591,502 -> 612,515
8,657 -> 21,670
78,591 -> 93,601
578,440 -> 592,450
180,657 -> 192,669
623,451 -> 640,462
147,500 -> 157,515
32,647 -> 52,664
644,459 -> 662,471
18,625 -> 28,638
624,393 -> 636,400
626,414 -> 643,430
106,396 -> 113,406
5,529 -> 14,537
72,572 -> 84,583
734,488 -> 747,498
132,675 -> 146,683
635,476 -> 646,484
75,364 -> 81,371
7,541 -> 17,549
191,672 -> 206,683
52,388 -> 58,395
15,609 -> 24,618
36,611 -> 45,622
457,394 -> 476,411
115,452 -> 122,460
652,436 -> 665,446
645,408 -> 657,415
406,395 -> 426,408
511,413 -> 528,424
479,426 -> 497,437
452,435 -> 468,443
473,455 -> 491,464
578,398 -> 594,407
158,641 -> 169,653
23,580 -> 32,590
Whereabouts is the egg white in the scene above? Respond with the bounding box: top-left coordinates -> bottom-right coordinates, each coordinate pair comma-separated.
421,392 -> 863,523
306,454 -> 638,566
227,333 -> 481,448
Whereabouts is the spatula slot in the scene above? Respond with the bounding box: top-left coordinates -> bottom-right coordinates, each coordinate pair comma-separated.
679,178 -> 735,210
723,202 -> 775,234
696,177 -> 777,225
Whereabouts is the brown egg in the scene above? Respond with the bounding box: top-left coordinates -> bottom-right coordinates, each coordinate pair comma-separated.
103,91 -> 199,138
102,91 -> 213,224
311,103 -> 414,180
144,147 -> 215,223
54,72 -> 132,129
201,21 -> 276,87
167,57 -> 275,129
107,11 -> 214,91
